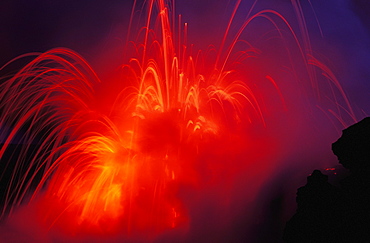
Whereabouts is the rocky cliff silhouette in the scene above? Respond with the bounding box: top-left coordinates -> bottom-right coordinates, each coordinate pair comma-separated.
284,117 -> 370,242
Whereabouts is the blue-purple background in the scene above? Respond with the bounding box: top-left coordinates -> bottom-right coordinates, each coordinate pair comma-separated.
1,0 -> 369,113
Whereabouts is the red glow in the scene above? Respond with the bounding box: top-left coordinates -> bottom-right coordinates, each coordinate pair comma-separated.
0,0 -> 357,241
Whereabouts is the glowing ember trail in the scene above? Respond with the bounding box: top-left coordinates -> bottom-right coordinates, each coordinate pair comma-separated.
0,0 -> 357,241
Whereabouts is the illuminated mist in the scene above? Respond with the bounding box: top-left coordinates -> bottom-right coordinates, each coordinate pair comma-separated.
0,0 -> 369,242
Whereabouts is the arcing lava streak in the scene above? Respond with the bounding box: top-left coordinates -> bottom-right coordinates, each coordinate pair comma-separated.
0,0 -> 355,240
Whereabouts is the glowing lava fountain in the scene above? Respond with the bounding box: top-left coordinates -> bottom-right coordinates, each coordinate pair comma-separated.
0,0 -> 355,241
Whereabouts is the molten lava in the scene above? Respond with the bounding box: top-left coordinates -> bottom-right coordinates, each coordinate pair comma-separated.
0,0 -> 357,241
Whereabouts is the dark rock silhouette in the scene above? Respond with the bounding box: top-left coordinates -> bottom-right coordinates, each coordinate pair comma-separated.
284,117 -> 370,242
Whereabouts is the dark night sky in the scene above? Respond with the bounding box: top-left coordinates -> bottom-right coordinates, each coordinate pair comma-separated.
0,0 -> 369,242
1,0 -> 369,114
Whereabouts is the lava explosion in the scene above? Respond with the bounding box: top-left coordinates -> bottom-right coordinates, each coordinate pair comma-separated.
0,0 -> 362,242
